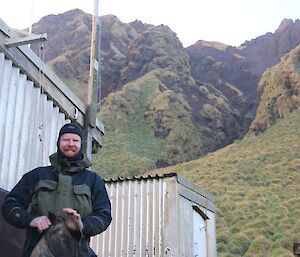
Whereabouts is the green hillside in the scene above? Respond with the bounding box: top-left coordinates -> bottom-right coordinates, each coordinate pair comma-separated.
154,109 -> 300,257
92,69 -> 202,178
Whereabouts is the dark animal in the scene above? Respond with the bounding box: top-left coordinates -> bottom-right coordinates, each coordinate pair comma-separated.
30,213 -> 84,257
1,189 -> 85,257
0,188 -> 26,257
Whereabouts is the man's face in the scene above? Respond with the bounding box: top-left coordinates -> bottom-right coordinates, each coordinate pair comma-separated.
59,133 -> 81,158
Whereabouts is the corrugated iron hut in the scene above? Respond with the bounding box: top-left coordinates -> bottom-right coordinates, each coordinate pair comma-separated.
91,173 -> 217,257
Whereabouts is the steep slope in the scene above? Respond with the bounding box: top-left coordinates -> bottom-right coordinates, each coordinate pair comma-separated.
31,9 -> 92,100
31,9 -> 151,100
187,19 -> 300,123
188,19 -> 300,86
250,44 -> 300,133
153,109 -> 300,257
240,18 -> 300,75
150,39 -> 300,257
92,25 -> 247,177
24,12 -> 300,256
99,15 -> 150,97
187,40 -> 260,101
31,9 -> 248,173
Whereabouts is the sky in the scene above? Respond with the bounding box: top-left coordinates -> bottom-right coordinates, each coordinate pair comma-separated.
0,0 -> 300,47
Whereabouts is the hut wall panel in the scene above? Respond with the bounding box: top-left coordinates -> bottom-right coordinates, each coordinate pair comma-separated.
91,178 -> 165,257
0,53 -> 68,191
90,176 -> 217,257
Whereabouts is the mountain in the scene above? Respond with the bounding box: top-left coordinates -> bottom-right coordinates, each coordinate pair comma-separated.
239,18 -> 300,76
186,18 -> 300,114
92,23 -> 248,177
30,9 -> 92,100
151,36 -> 300,257
187,40 -> 260,101
152,46 -> 300,256
28,9 -> 300,176
31,9 -> 151,100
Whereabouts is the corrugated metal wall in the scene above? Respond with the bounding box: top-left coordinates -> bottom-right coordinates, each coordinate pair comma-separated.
0,52 -> 68,191
91,177 -> 167,257
91,175 -> 217,257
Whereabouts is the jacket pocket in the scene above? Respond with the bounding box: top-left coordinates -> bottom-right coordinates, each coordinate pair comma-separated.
32,180 -> 58,216
73,185 -> 92,219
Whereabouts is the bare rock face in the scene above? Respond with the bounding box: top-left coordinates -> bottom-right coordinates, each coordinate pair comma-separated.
120,24 -> 189,82
187,19 -> 300,96
187,40 -> 260,101
100,15 -> 150,97
239,18 -> 300,75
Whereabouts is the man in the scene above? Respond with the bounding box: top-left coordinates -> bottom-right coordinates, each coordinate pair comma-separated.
2,123 -> 112,257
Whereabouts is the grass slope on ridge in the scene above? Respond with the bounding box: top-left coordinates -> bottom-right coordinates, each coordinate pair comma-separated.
250,44 -> 300,134
92,69 -> 202,178
92,72 -> 165,178
155,109 -> 300,257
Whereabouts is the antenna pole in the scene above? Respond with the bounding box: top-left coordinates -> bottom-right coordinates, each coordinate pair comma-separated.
83,0 -> 101,159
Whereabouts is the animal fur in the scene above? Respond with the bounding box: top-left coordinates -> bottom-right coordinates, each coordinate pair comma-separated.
30,214 -> 83,257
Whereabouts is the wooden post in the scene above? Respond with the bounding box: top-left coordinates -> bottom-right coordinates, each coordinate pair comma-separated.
83,0 -> 101,160
294,241 -> 300,257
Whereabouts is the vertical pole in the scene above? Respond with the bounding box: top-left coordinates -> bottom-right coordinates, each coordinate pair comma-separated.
28,0 -> 35,47
294,241 -> 300,257
83,0 -> 101,160
29,0 -> 34,34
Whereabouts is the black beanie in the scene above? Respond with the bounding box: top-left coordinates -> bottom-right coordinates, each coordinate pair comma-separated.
57,123 -> 84,161
58,123 -> 83,139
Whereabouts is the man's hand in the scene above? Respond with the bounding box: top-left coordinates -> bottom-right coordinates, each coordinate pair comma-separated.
63,208 -> 83,231
29,216 -> 52,233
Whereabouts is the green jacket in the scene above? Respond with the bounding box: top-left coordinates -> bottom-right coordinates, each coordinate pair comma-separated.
2,153 -> 112,257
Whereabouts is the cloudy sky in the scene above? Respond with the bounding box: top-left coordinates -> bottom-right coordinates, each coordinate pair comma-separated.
0,0 -> 299,47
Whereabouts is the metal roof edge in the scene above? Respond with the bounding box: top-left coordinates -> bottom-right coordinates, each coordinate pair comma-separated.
104,172 -> 177,183
104,171 -> 215,203
176,174 -> 215,203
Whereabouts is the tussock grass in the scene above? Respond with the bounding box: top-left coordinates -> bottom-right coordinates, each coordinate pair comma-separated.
92,72 -> 165,178
154,109 -> 300,257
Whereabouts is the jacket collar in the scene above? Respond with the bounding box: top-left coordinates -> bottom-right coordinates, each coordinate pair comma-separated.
49,152 -> 91,173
